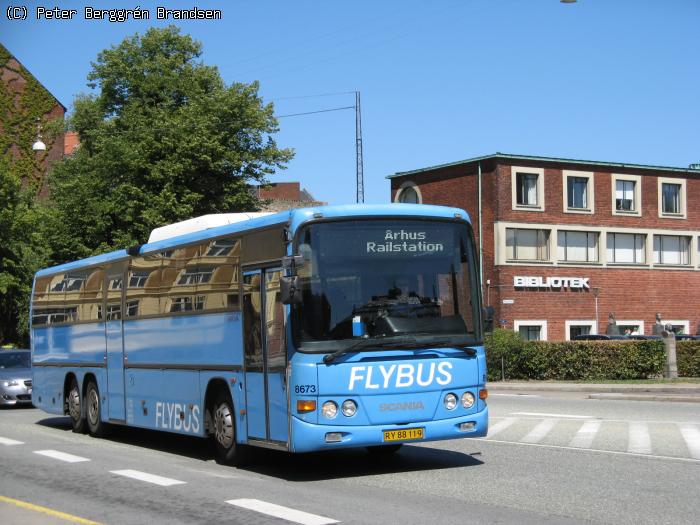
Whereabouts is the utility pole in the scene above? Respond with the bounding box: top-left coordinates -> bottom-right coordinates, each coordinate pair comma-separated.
355,91 -> 364,203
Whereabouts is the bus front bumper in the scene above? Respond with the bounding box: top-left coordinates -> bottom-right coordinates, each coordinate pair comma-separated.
290,406 -> 488,453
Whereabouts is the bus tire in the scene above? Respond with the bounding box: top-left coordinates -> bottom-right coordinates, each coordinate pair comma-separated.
366,444 -> 403,455
85,381 -> 107,437
67,378 -> 86,434
212,393 -> 246,466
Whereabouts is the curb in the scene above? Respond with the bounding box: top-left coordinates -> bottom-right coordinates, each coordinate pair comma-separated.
588,393 -> 700,403
488,382 -> 700,395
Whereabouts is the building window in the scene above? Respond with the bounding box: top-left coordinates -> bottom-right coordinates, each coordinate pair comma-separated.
617,321 -> 644,336
653,235 -> 690,265
178,268 -> 213,285
563,170 -> 594,214
567,177 -> 588,209
612,174 -> 641,216
658,177 -> 686,218
616,180 -> 634,211
511,167 -> 544,211
395,182 -> 422,204
566,320 -> 596,341
661,320 -> 690,335
514,320 -> 547,341
606,232 -> 646,264
506,228 -> 550,261
557,231 -> 598,263
517,173 -> 538,206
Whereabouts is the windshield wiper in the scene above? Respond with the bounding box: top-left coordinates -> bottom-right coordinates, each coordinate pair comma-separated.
322,334 -> 476,364
322,335 -> 414,364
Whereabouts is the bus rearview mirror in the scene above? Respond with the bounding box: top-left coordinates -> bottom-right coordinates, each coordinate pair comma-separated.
280,275 -> 302,305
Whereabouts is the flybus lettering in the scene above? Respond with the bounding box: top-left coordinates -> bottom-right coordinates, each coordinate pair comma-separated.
155,401 -> 200,433
348,362 -> 453,390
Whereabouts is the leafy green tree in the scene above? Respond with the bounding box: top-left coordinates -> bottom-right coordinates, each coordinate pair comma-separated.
49,26 -> 293,260
0,161 -> 50,346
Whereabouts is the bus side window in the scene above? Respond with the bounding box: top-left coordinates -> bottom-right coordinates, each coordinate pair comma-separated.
32,276 -> 53,327
127,254 -> 162,318
199,237 -> 241,311
161,245 -> 200,314
78,267 -> 105,322
265,270 -> 286,371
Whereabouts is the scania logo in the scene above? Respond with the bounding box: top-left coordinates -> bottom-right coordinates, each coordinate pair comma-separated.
379,401 -> 424,412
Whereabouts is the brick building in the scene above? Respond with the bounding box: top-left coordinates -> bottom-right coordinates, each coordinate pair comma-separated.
251,182 -> 326,212
389,153 -> 700,340
1,43 -> 66,197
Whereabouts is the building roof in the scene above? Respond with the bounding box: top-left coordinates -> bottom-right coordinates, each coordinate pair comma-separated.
388,152 -> 700,179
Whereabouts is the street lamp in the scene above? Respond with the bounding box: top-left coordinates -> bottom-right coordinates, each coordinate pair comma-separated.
32,117 -> 46,151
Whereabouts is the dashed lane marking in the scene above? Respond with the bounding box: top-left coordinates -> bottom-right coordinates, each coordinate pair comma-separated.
34,450 -> 90,463
628,422 -> 652,454
485,417 -> 516,438
0,436 -> 24,446
568,420 -> 602,449
521,419 -> 557,444
511,412 -> 593,419
227,498 -> 339,525
678,423 -> 700,459
110,469 -> 186,487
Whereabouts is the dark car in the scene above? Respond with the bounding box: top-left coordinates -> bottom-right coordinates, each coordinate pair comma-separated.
0,349 -> 33,407
571,334 -> 629,341
676,334 -> 700,341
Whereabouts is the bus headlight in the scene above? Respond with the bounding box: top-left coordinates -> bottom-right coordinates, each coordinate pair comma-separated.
443,393 -> 457,410
461,392 -> 475,409
341,399 -> 357,417
322,401 -> 338,419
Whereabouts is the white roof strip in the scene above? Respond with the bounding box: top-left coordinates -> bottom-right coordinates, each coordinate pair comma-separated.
147,213 -> 274,243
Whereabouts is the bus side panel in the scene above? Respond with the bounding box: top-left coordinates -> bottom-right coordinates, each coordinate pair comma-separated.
123,313 -> 243,437
124,312 -> 242,367
31,323 -> 107,415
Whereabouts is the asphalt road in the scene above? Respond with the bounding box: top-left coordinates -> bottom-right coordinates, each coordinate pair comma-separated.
1,393 -> 699,524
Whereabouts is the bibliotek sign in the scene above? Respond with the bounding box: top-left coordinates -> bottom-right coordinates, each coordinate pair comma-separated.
514,276 -> 590,290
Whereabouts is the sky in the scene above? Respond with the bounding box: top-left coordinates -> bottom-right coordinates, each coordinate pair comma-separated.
1,0 -> 699,206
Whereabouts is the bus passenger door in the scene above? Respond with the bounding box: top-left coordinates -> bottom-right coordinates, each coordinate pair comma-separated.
105,263 -> 127,421
242,268 -> 288,445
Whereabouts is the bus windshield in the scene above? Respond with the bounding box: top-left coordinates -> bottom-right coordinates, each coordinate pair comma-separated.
294,219 -> 481,350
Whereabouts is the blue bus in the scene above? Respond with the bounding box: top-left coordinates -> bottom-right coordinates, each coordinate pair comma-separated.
31,204 -> 488,464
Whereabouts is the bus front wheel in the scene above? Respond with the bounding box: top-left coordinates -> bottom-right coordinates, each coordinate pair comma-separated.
67,378 -> 86,434
85,381 -> 107,437
212,393 -> 246,466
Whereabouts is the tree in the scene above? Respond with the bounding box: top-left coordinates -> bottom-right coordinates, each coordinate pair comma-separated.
49,26 -> 293,260
0,160 -> 50,346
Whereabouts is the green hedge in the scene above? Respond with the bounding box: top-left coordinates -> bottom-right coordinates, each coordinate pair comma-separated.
677,341 -> 700,377
484,329 -> 700,381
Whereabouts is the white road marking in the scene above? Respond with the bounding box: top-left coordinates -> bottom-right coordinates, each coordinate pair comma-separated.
34,450 -> 90,463
678,423 -> 700,459
569,420 -> 602,449
486,417 -> 517,438
227,499 -> 339,525
484,438 -> 700,464
0,437 -> 24,446
627,422 -> 652,454
489,393 -> 540,398
512,412 -> 593,419
521,419 -> 557,444
110,469 -> 186,487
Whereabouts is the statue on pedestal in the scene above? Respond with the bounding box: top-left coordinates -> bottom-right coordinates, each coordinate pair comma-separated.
606,312 -> 620,336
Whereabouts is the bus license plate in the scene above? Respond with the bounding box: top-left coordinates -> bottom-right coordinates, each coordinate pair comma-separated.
383,428 -> 424,442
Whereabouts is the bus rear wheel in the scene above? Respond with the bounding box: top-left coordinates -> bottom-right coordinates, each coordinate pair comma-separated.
67,379 -> 86,434
212,393 -> 246,466
85,381 -> 107,437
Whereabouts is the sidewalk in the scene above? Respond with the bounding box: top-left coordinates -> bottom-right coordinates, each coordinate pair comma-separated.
488,381 -> 700,403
